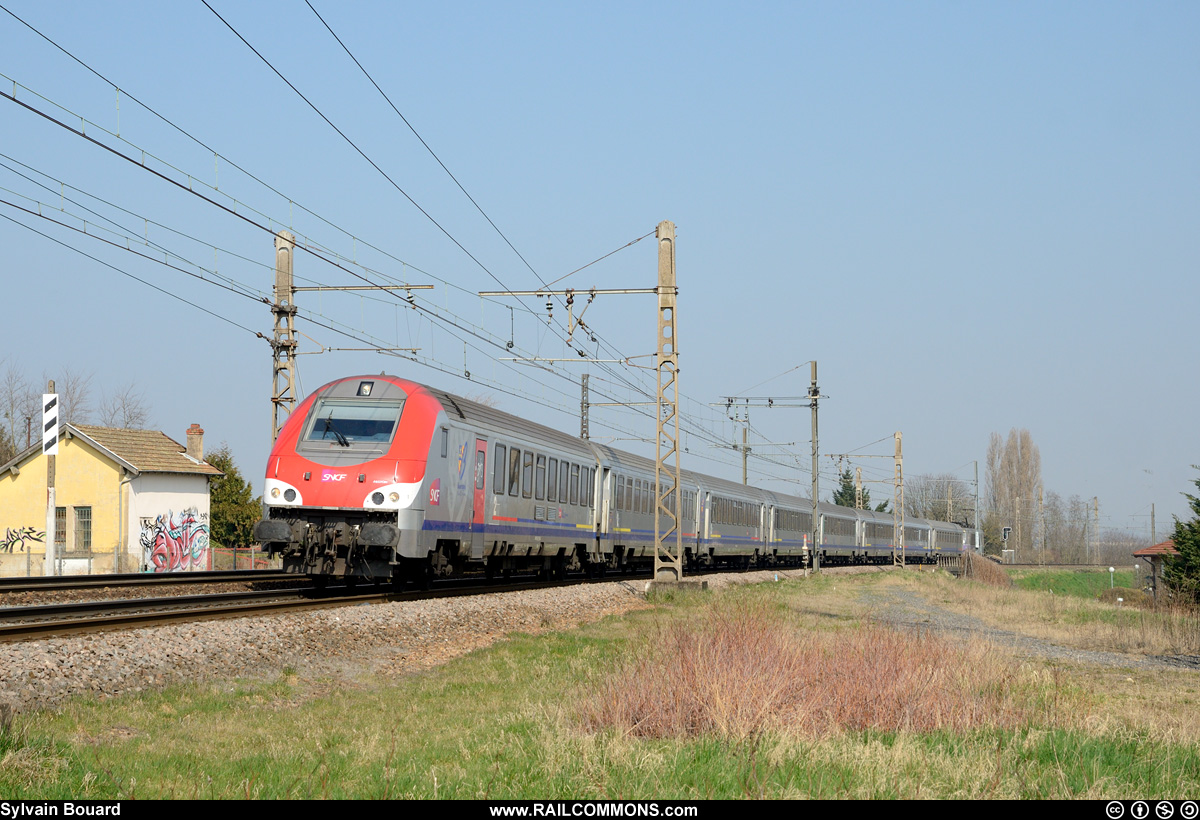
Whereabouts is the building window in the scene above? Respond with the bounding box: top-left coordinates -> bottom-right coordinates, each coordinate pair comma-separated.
71,506 -> 92,555
55,507 -> 66,549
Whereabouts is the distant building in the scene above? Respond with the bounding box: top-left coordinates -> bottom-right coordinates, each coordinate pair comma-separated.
0,424 -> 222,575
1132,539 -> 1179,601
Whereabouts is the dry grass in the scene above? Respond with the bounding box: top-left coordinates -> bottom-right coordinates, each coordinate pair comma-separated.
920,571 -> 1200,657
961,552 -> 1013,587
584,601 -> 1054,741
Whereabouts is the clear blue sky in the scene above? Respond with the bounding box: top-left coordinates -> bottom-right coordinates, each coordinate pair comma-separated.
1,1 -> 1196,536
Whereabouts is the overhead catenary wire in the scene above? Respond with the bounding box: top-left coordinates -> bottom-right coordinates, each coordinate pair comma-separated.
202,2 -> 691,432
0,209 -> 263,338
0,21 -> 796,486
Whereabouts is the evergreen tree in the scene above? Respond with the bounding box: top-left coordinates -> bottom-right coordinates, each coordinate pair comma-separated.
1163,466 -> 1200,601
831,468 -> 859,507
830,468 -> 888,511
206,444 -> 261,549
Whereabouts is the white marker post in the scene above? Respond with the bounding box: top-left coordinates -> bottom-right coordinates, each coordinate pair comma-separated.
43,389 -> 58,577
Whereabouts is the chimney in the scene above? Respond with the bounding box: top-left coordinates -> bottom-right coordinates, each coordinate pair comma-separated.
186,424 -> 204,461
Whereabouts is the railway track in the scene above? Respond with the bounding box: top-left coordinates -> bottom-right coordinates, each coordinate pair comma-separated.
0,571 -> 641,642
0,569 -> 295,594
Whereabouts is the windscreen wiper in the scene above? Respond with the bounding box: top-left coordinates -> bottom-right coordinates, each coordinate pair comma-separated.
323,415 -> 350,447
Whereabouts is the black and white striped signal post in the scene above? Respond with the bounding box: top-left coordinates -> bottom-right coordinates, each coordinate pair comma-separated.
43,382 -> 57,577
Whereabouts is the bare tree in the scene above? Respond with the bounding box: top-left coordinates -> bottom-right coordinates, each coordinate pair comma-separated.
984,428 -> 1042,557
0,357 -> 37,451
904,473 -> 972,524
98,382 -> 152,429
48,366 -> 94,425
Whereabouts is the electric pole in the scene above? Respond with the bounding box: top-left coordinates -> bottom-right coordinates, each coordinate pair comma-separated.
855,467 -> 863,510
893,431 -> 904,567
810,362 -> 819,570
974,460 -> 980,553
271,232 -> 431,440
479,221 -> 682,581
271,231 -> 298,441
580,373 -> 589,440
1039,488 -> 1045,565
653,220 -> 683,583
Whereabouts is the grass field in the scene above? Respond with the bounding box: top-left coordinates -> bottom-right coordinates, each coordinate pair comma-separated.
2,570 -> 1198,799
1009,567 -> 1136,598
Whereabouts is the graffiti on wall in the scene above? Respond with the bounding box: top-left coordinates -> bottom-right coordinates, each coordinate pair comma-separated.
139,508 -> 209,572
0,527 -> 44,553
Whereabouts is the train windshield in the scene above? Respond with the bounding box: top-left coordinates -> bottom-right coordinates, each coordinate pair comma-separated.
302,399 -> 404,445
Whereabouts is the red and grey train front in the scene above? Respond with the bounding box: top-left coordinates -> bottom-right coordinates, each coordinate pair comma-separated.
253,376 -> 439,580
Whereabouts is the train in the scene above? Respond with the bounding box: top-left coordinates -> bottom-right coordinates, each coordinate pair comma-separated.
253,374 -> 969,584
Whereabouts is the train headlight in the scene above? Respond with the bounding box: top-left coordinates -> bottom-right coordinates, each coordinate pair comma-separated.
389,492 -> 399,502
284,489 -> 296,502
371,492 -> 385,505
270,488 -> 280,499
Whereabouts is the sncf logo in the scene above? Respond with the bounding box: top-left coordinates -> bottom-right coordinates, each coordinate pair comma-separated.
456,442 -> 468,480
429,479 -> 441,506
322,471 -> 347,482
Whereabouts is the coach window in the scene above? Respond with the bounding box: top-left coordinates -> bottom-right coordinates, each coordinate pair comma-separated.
615,474 -> 624,510
493,445 -> 506,495
535,455 -> 546,500
547,458 -> 558,502
523,451 -> 534,498
509,448 -> 522,497
569,464 -> 580,505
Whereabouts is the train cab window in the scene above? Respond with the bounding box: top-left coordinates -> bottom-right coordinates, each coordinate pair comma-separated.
440,428 -> 448,458
522,451 -> 534,498
493,445 -> 506,495
535,455 -> 546,500
508,448 -> 521,497
547,458 -> 558,502
569,464 -> 579,505
559,461 -> 569,503
302,398 -> 403,445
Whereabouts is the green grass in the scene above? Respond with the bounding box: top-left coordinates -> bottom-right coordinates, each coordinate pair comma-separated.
1010,569 -> 1135,599
1,575 -> 1198,799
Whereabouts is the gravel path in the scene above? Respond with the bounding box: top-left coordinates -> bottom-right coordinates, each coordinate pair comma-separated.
858,581 -> 1200,673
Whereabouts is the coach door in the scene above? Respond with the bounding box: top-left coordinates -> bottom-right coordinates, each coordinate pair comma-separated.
470,438 -> 487,559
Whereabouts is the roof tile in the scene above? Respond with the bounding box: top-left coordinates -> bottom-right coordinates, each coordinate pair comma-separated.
72,425 -> 223,476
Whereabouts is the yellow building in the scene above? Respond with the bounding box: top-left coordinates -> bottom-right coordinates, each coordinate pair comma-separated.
0,424 -> 222,576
